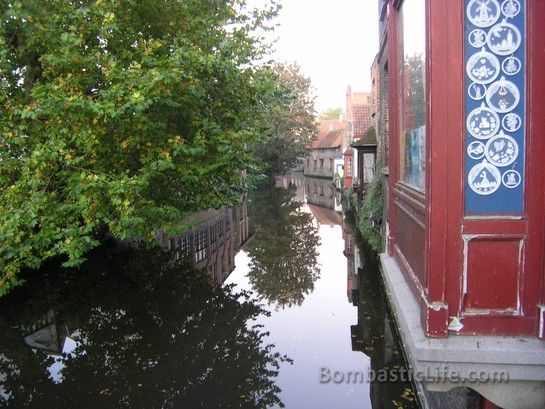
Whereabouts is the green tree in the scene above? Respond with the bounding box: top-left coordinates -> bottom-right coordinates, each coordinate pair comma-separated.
251,63 -> 316,178
318,107 -> 343,120
405,54 -> 425,128
0,0 -> 279,295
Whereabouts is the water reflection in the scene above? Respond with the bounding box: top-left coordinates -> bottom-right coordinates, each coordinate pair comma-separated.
246,187 -> 321,309
0,243 -> 290,409
344,215 -> 418,409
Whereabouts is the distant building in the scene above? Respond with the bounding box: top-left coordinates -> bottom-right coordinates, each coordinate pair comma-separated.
346,86 -> 373,141
344,87 -> 375,189
351,126 -> 378,200
304,120 -> 347,180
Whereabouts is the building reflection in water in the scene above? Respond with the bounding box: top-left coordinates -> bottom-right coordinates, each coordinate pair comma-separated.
275,173 -> 417,408
156,203 -> 250,286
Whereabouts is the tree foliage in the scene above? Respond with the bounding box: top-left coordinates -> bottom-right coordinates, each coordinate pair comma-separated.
0,0 -> 280,295
251,63 -> 316,178
318,107 -> 343,120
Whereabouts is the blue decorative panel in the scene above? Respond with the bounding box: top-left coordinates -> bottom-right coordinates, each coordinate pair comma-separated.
464,0 -> 525,215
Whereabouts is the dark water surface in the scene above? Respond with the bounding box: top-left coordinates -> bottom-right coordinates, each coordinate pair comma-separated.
0,175 -> 417,408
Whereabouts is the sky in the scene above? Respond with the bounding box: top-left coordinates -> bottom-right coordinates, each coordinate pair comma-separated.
256,0 -> 379,114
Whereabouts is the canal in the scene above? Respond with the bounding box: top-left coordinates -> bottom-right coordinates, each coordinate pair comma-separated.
0,173 -> 417,409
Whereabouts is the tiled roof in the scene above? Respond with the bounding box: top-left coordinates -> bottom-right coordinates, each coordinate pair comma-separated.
311,128 -> 344,149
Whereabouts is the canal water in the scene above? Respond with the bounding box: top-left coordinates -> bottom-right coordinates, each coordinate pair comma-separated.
0,173 -> 417,409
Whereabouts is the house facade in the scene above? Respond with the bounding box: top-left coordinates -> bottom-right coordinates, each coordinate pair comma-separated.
304,120 -> 346,179
375,1 -> 545,408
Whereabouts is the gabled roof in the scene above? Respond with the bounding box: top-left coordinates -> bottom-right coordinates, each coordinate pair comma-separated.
311,129 -> 344,149
311,120 -> 346,149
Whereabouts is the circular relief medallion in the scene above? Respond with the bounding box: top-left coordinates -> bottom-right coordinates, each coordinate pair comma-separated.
467,0 -> 501,28
501,0 -> 521,18
502,169 -> 521,188
487,20 -> 521,55
502,112 -> 522,132
466,48 -> 500,84
484,131 -> 519,167
468,82 -> 486,100
485,76 -> 520,113
468,160 -> 502,195
466,102 -> 501,139
469,28 -> 487,48
501,56 -> 521,75
468,141 -> 486,160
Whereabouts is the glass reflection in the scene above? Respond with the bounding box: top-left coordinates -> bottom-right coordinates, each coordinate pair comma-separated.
401,0 -> 426,190
246,186 -> 321,309
0,243 -> 290,409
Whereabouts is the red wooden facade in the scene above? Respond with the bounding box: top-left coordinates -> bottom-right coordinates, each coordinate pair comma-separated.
386,0 -> 545,338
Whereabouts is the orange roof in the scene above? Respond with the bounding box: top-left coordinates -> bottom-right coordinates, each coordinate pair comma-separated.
311,120 -> 346,149
311,129 -> 344,149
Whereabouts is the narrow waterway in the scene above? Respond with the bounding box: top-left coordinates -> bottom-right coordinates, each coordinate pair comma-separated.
226,173 -> 418,408
0,173 -> 417,409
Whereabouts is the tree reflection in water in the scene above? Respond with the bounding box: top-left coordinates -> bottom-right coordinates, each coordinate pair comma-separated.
0,242 -> 291,409
246,187 -> 320,309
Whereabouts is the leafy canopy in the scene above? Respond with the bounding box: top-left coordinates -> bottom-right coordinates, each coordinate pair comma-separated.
0,0 -> 279,295
318,107 -> 343,120
251,62 -> 316,178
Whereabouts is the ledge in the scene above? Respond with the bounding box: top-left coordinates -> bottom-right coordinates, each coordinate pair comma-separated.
379,253 -> 545,409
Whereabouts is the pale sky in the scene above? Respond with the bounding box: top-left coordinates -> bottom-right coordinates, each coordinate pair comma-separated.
257,0 -> 379,114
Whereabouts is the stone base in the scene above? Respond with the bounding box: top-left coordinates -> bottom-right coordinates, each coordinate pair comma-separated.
380,253 -> 545,409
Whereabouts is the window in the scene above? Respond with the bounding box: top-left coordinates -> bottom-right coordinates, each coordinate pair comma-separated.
363,152 -> 376,184
177,234 -> 192,259
195,228 -> 208,262
346,158 -> 352,177
210,223 -> 218,251
319,158 -> 324,169
400,0 -> 426,190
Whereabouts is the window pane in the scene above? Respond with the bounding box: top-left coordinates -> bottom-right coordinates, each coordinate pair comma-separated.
363,153 -> 376,184
400,0 -> 426,190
